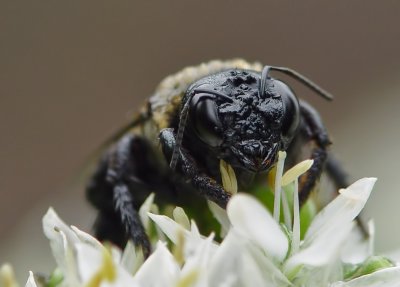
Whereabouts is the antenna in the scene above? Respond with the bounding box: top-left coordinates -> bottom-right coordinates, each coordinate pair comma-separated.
260,65 -> 334,101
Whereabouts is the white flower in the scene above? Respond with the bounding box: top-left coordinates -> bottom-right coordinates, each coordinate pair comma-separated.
42,208 -> 139,287
227,193 -> 289,262
145,160 -> 395,286
4,156 -> 399,286
219,178 -> 380,286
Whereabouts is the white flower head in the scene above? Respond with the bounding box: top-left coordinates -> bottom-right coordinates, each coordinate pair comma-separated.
9,157 -> 399,287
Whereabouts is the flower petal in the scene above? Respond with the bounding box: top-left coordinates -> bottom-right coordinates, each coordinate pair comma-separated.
330,266 -> 400,287
173,207 -> 191,230
208,201 -> 230,237
286,179 -> 374,271
148,213 -> 185,244
240,250 -> 272,286
139,193 -> 155,232
133,242 -> 180,286
77,243 -> 138,287
149,213 -> 218,262
42,208 -> 80,246
227,193 -> 289,261
75,243 -> 103,283
71,225 -> 103,250
121,241 -> 143,275
242,242 -> 292,286
340,223 -> 373,264
25,271 -> 37,287
304,178 -> 376,244
42,208 -> 80,285
180,235 -> 215,286
285,221 -> 354,272
208,231 -> 243,286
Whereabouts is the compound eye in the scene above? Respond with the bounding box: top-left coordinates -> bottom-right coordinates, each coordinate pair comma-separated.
191,96 -> 223,147
275,81 -> 300,140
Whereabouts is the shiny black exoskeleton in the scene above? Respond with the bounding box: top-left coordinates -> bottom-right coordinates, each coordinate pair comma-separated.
86,60 -> 350,256
178,69 -> 300,173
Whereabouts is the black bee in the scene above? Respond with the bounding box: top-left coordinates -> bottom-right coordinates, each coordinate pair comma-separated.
86,59 -> 349,256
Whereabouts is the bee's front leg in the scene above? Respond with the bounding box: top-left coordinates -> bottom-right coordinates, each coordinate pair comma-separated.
289,101 -> 331,206
159,128 -> 231,208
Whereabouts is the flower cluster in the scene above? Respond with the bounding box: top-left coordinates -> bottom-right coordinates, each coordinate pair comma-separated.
1,153 -> 400,287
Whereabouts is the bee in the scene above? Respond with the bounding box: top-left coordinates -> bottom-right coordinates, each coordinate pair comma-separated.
86,59 -> 349,256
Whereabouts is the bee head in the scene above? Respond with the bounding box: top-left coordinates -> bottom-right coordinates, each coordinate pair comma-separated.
184,69 -> 299,172
169,65 -> 332,172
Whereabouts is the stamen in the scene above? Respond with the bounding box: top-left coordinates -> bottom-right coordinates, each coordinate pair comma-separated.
292,179 -> 300,254
273,151 -> 287,222
368,220 -> 375,256
280,159 -> 314,255
281,189 -> 292,230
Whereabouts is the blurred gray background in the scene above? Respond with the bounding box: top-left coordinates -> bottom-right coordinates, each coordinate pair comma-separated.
1,0 -> 400,283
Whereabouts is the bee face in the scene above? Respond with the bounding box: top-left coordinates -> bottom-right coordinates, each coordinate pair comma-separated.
186,69 -> 300,172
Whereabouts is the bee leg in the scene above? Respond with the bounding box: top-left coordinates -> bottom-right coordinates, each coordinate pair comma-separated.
295,101 -> 331,206
325,154 -> 350,190
112,182 -> 151,257
159,128 -> 231,208
87,155 -> 128,245
86,135 -> 151,257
